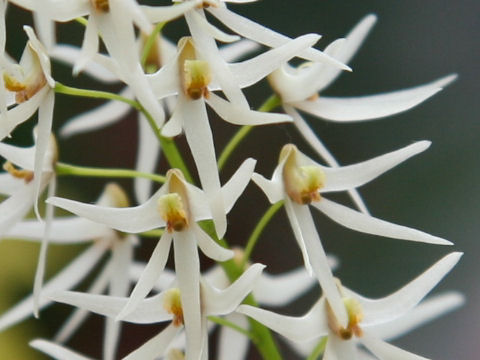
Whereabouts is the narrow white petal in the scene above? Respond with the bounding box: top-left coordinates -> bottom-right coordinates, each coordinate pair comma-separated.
362,333 -> 430,360
207,6 -> 350,71
117,232 -> 173,320
147,54 -> 181,100
294,74 -> 458,122
134,113 -> 161,203
321,141 -> 431,193
50,45 -> 119,83
203,263 -> 265,315
30,339 -> 93,360
228,34 -> 320,88
6,217 -> 111,243
182,98 -> 226,238
237,298 -> 329,342
24,26 -> 54,87
0,183 -> 35,235
219,39 -> 259,62
217,313 -> 249,360
47,189 -> 167,233
207,92 -> 291,126
352,252 -> 462,327
141,1 -> 201,23
73,17 -> 99,76
123,323 -> 180,360
55,255 -> 114,343
221,157 -> 256,214
0,86 -> 48,141
253,267 -> 317,306
0,241 -> 108,332
129,262 -> 176,292
60,88 -> 133,138
251,173 -> 284,204
190,10 -> 240,43
33,9 -> 55,50
32,90 -> 55,219
51,290 -> 172,324
291,201 -> 348,327
0,141 -> 36,170
185,9 -> 249,109
368,292 -> 464,341
173,232 -> 203,360
161,103 -> 184,137
33,177 -> 56,316
193,223 -> 233,261
312,198 -> 452,245
118,0 -> 152,34
315,14 -> 377,92
0,174 -> 23,196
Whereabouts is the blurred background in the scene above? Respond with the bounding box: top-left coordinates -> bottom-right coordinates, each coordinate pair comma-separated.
0,0 -> 478,359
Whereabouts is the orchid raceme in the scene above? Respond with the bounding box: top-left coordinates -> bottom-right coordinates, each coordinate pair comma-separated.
0,2 -> 464,360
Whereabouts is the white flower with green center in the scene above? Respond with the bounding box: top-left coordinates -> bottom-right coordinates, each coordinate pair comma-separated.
41,262 -> 265,360
238,252 -> 462,360
0,183 -> 136,360
252,142 -> 452,326
267,14 -> 457,213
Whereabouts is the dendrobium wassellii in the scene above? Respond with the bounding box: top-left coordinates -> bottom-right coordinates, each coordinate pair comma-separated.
238,252 -> 462,360
252,142 -> 452,326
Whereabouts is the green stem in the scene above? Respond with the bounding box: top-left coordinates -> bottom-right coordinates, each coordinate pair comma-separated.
141,22 -> 165,69
56,162 -> 166,183
241,201 -> 284,268
208,316 -> 255,341
54,82 -> 193,182
217,94 -> 281,171
75,17 -> 88,27
139,229 -> 165,238
199,220 -> 283,360
306,337 -> 328,360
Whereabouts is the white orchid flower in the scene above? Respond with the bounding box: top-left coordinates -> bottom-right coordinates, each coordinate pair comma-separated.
47,159 -> 255,351
147,34 -> 318,237
1,26 -> 56,217
47,263 -> 265,360
238,252 -> 462,360
1,183 -> 136,360
252,142 -> 452,327
267,14 -> 457,214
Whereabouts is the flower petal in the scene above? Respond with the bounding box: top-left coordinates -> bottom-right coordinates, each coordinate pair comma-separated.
173,231 -> 203,360
321,141 -> 431,193
0,240 -> 108,332
60,88 -> 133,138
141,0 -> 201,23
251,173 -> 284,204
207,6 -> 350,71
253,266 -> 317,306
207,92 -> 291,126
193,223 -> 233,261
312,198 -> 452,245
290,200 -> 348,327
219,39 -> 259,62
217,313 -> 249,360
129,262 -> 176,292
351,252 -> 462,327
73,16 -> 99,76
294,74 -> 458,122
368,291 -> 464,341
30,339 -> 93,360
117,232 -> 173,320
203,263 -> 265,315
124,323 -> 181,360
325,334 -> 357,360
361,333 -> 429,360
221,157 -> 256,214
47,188 -> 167,233
237,297 -> 329,342
227,33 -> 320,89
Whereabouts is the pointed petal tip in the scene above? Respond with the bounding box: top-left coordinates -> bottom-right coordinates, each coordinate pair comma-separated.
364,13 -> 378,25
436,73 -> 458,88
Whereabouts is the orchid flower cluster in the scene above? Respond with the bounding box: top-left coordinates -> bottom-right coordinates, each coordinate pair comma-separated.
0,0 -> 463,359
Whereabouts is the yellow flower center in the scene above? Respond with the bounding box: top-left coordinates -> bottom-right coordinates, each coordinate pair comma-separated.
158,193 -> 189,233
90,0 -> 109,12
178,37 -> 212,100
327,297 -> 364,340
163,288 -> 184,327
280,144 -> 325,204
3,161 -> 34,183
